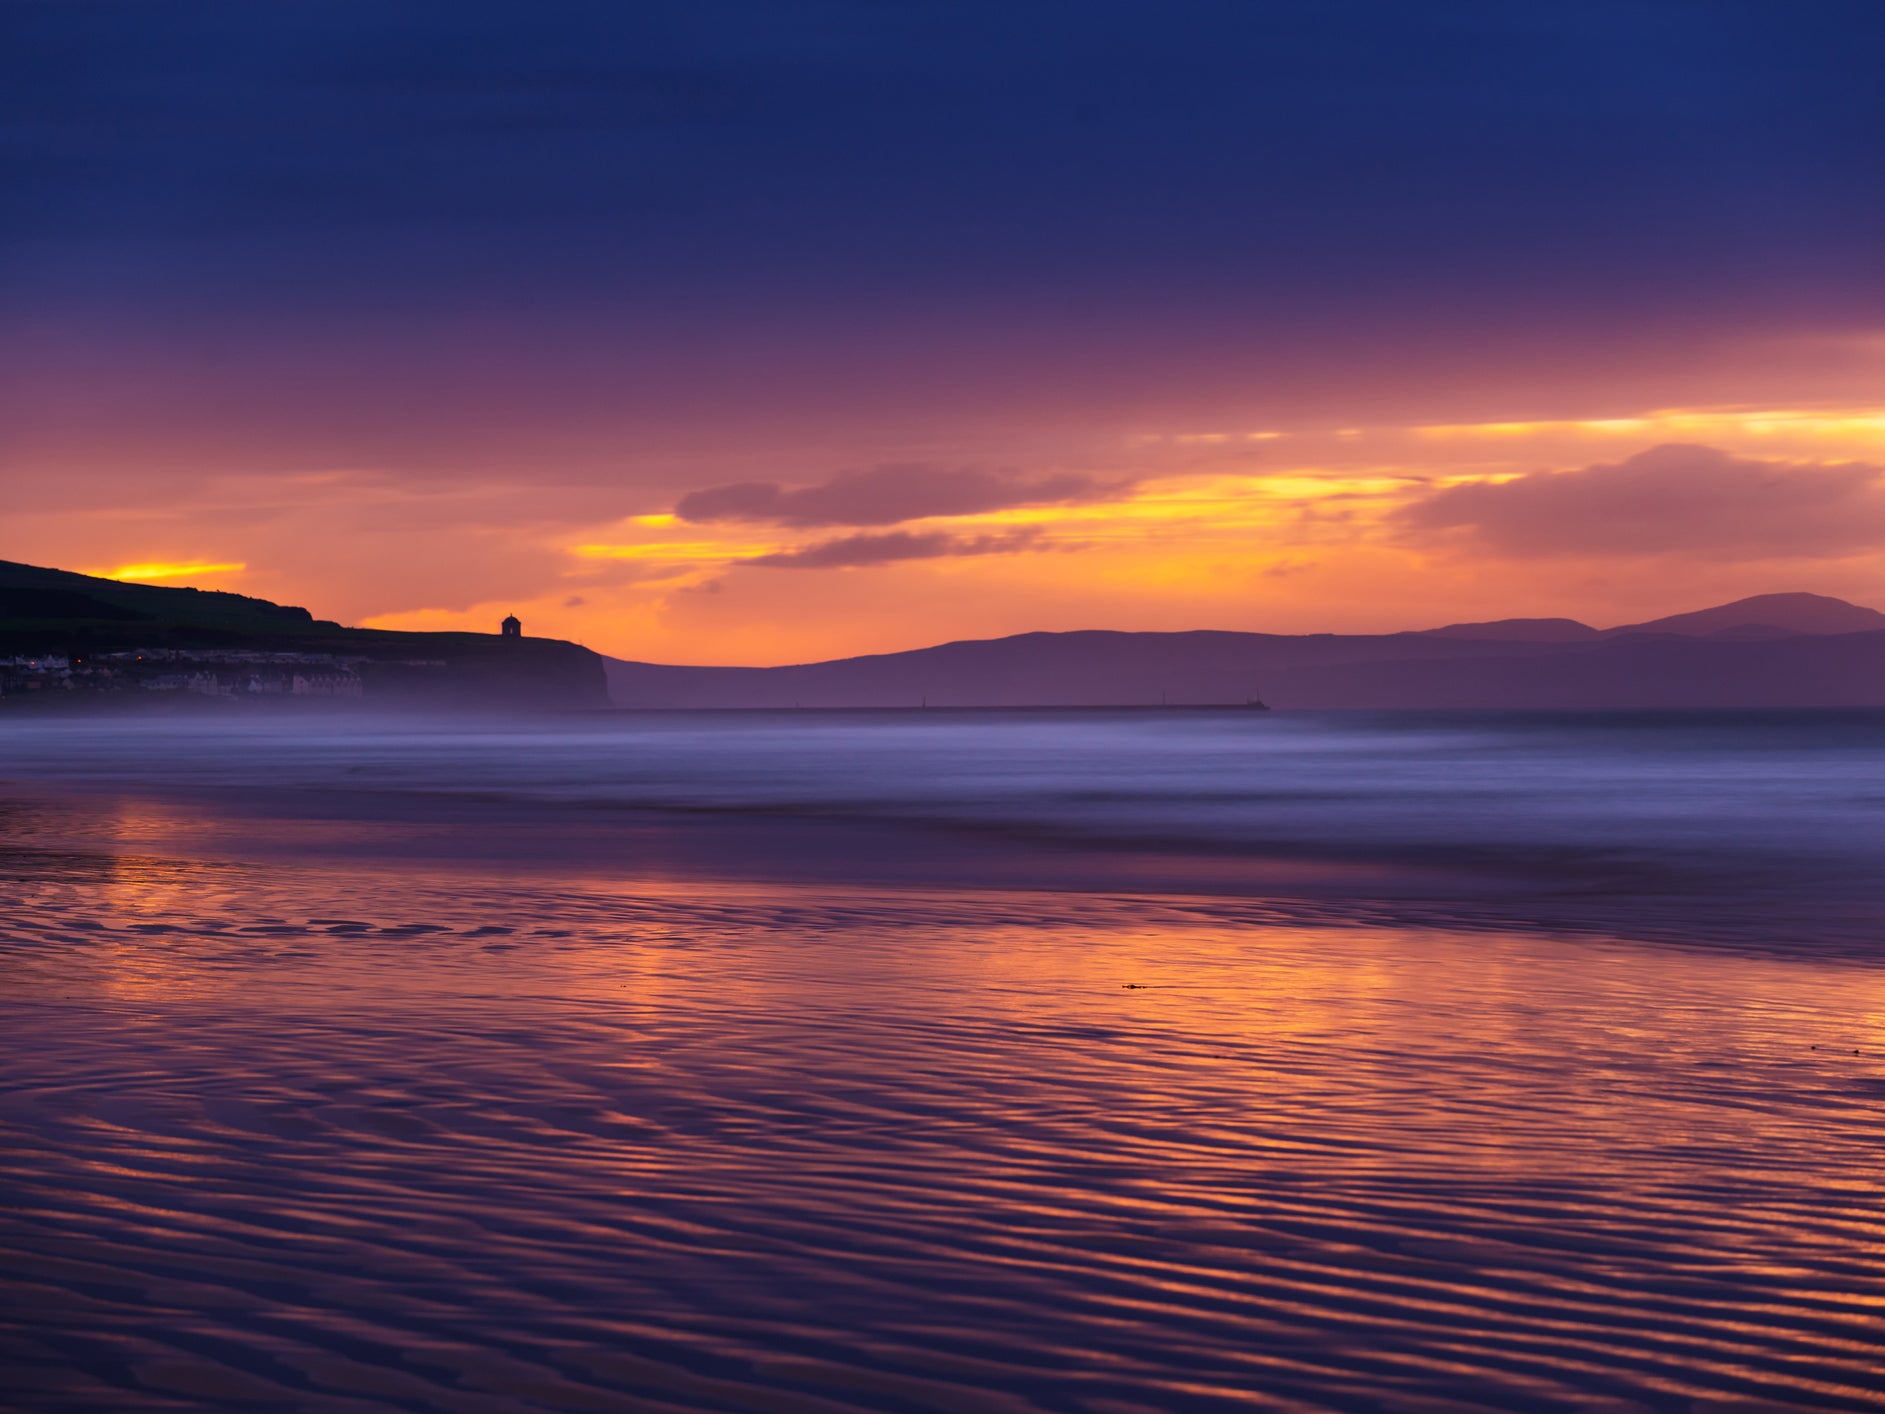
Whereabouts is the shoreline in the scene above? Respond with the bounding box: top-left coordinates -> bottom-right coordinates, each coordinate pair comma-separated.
9,773 -> 1885,964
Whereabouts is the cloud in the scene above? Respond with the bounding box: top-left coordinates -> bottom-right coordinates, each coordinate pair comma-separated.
747,528 -> 1043,570
675,463 -> 1129,528
1397,443 -> 1885,559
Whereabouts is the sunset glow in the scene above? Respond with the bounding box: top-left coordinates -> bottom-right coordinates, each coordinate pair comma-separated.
10,9 -> 1885,1413
96,562 -> 248,583
5,3 -> 1883,666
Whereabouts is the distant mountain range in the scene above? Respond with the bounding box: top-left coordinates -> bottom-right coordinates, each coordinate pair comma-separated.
1424,593 -> 1885,642
604,593 -> 1885,710
12,559 -> 1883,712
0,559 -> 607,709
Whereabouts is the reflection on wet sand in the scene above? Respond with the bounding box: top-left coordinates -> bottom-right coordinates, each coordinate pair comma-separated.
4,788 -> 1885,1411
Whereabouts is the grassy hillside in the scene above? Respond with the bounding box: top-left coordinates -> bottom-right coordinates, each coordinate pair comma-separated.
0,559 -> 327,647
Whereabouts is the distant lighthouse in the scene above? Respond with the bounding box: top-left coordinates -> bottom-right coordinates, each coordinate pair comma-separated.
500,614 -> 521,638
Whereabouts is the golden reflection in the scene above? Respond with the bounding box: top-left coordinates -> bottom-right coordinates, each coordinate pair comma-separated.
74,799 -> 218,1000
829,901 -> 1885,1185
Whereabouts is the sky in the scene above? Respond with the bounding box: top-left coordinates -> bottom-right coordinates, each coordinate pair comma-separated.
5,0 -> 1885,664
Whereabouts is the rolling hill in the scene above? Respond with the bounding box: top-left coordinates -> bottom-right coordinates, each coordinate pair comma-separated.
603,594 -> 1885,710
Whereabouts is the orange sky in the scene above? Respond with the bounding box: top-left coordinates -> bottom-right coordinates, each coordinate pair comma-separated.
23,375 -> 1885,665
8,2 -> 1885,665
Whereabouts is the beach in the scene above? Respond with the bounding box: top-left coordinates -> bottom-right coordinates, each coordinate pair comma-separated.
4,710 -> 1884,1411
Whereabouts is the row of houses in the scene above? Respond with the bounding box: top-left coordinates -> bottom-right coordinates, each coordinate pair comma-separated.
1,653 -> 365,700
93,648 -> 380,666
143,671 -> 365,698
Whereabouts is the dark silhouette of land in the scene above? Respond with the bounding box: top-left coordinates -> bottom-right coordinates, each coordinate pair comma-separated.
13,559 -> 1884,712
0,559 -> 607,709
605,593 -> 1885,710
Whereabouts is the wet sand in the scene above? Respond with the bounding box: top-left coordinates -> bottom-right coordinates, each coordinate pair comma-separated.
4,776 -> 1885,1412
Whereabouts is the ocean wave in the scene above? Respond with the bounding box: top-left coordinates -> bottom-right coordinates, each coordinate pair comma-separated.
6,709 -> 1885,883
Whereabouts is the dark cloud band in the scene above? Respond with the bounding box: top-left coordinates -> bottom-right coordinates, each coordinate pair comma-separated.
747,528 -> 1044,569
676,464 -> 1128,528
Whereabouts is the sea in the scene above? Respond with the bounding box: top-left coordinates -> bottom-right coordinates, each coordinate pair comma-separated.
3,707 -> 1883,1412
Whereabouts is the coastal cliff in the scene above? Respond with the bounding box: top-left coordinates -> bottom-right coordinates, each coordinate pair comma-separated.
0,560 -> 608,710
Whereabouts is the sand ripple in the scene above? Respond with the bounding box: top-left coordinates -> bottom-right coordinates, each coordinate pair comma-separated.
4,827 -> 1885,1410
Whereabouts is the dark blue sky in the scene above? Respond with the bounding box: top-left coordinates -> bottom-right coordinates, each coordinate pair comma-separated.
7,0 -> 1883,334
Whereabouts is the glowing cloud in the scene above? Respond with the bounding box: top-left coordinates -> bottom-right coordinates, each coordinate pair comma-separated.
96,562 -> 247,582
747,528 -> 1045,569
1398,444 -> 1885,559
1414,408 -> 1885,443
675,464 -> 1132,528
